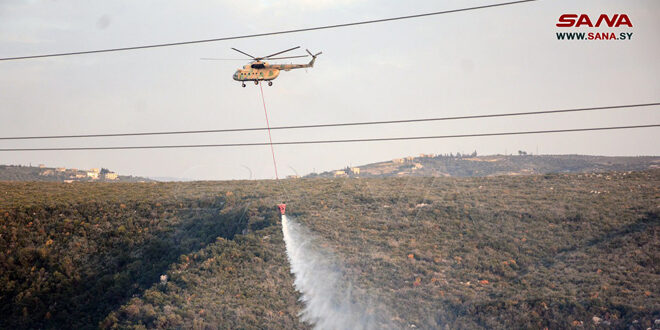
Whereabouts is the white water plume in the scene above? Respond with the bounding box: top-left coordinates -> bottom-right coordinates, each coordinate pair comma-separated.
281,215 -> 394,330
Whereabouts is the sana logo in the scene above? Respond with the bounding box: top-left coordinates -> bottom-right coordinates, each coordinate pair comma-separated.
556,14 -> 633,28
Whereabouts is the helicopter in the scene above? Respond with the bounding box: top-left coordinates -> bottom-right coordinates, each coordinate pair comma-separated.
203,46 -> 321,87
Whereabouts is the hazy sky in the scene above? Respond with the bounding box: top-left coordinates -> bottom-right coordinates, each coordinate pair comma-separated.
1,0 -> 659,180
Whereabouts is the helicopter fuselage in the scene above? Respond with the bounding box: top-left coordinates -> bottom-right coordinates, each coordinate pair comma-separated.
233,62 -> 281,82
232,58 -> 316,82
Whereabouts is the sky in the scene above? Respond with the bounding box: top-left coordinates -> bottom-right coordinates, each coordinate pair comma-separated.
1,0 -> 659,180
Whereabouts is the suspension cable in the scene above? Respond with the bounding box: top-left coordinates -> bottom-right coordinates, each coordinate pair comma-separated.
259,82 -> 280,180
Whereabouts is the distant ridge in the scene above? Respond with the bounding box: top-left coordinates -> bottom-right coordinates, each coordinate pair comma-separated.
307,154 -> 660,178
0,164 -> 152,182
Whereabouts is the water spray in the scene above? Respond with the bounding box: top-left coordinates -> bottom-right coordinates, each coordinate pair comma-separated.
281,215 -> 394,329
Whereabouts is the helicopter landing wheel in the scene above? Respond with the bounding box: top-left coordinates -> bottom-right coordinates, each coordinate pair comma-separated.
268,81 -> 273,86
241,83 -> 246,88
254,81 -> 259,85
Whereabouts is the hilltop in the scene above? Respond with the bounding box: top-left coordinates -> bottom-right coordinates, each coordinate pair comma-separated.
309,154 -> 660,178
0,164 -> 151,182
1,170 -> 658,328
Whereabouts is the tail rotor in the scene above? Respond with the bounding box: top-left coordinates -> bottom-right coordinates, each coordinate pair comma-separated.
306,49 -> 322,58
306,49 -> 322,67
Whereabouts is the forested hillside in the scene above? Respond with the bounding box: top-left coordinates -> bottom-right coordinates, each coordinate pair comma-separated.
1,170 -> 658,328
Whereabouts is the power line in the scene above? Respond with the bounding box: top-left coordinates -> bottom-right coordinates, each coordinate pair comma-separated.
1,102 -> 657,140
1,124 -> 656,151
0,0 -> 537,61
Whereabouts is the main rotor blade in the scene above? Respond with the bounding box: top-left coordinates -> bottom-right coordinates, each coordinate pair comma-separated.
266,55 -> 310,60
264,46 -> 300,59
200,58 -> 249,61
231,48 -> 256,59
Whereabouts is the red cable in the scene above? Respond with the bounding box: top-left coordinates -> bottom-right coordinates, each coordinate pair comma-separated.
259,82 -> 279,180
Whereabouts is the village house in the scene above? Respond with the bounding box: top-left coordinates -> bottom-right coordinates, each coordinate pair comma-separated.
333,170 -> 348,177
